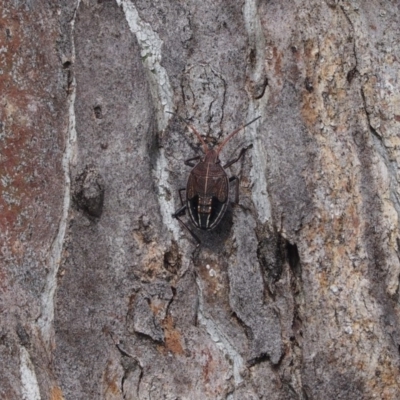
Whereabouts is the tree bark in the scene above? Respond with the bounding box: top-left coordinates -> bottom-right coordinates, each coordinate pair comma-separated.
1,0 -> 400,399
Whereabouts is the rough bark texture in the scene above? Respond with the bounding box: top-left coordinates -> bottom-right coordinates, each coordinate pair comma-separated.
1,0 -> 400,399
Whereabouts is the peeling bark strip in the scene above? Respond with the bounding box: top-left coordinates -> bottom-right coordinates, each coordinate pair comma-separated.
1,0 -> 400,399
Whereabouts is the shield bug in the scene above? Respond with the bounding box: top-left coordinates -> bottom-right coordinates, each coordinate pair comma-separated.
170,113 -> 260,246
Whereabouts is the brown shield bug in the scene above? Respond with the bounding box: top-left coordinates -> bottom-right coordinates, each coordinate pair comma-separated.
169,112 -> 260,246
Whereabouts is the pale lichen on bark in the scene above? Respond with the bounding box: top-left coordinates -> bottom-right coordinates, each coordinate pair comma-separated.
19,347 -> 41,400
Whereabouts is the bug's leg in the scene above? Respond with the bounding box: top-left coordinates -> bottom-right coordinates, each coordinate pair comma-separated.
223,144 -> 253,169
173,203 -> 187,217
184,155 -> 201,167
173,189 -> 201,249
178,188 -> 186,206
172,206 -> 201,247
229,176 -> 240,204
178,217 -> 201,247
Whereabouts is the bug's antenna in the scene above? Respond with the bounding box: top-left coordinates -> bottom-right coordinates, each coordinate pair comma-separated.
167,111 -> 208,153
216,116 -> 261,155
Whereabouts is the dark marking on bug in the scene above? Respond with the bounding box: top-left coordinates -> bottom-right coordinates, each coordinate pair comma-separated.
169,112 -> 260,247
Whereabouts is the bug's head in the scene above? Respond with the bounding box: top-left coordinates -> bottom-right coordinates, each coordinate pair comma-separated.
190,116 -> 261,159
203,148 -> 219,163
167,112 -> 260,158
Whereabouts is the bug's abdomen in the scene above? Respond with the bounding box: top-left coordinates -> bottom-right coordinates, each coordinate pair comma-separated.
186,161 -> 229,230
187,195 -> 228,230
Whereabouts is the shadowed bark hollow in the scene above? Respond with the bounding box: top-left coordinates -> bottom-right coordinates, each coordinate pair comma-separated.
1,0 -> 400,399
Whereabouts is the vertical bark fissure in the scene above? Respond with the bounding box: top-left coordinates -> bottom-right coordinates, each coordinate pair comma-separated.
115,343 -> 143,399
361,86 -> 400,220
340,4 -> 359,82
37,0 -> 80,347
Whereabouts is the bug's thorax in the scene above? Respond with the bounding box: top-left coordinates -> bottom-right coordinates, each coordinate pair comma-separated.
192,148 -> 226,181
202,148 -> 220,164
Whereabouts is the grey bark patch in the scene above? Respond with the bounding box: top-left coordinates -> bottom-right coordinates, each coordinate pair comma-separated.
266,82 -> 315,237
304,361 -> 365,400
230,211 -> 282,364
132,295 -> 165,343
129,282 -> 173,343
181,64 -> 227,139
256,225 -> 286,294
